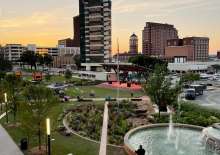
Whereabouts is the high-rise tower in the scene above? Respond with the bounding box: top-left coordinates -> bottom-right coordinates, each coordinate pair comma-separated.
79,0 -> 112,63
142,22 -> 178,57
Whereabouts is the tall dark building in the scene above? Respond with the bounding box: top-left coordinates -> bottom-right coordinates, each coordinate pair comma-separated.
142,22 -> 178,57
58,16 -> 80,48
73,15 -> 80,47
79,0 -> 112,63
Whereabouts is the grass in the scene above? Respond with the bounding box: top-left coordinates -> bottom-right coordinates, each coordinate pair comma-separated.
0,104 -> 6,115
66,86 -> 145,98
0,102 -> 125,155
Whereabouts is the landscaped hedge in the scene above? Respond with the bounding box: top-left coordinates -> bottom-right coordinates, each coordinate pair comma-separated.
155,102 -> 220,127
66,101 -> 137,145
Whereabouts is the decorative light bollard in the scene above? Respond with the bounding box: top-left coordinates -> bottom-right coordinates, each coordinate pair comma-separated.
46,118 -> 51,155
4,93 -> 8,123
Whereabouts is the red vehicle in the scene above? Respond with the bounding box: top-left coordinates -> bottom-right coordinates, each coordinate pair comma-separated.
32,72 -> 43,81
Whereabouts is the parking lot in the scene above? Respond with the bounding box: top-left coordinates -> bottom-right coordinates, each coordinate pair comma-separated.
194,88 -> 220,110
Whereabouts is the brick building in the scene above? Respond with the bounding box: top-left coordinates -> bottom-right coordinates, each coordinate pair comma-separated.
142,22 -> 178,57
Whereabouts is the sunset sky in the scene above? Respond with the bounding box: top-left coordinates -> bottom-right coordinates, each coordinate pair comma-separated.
0,0 -> 220,54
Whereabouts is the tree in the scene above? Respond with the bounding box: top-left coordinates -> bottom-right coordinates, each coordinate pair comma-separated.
45,73 -> 51,81
20,51 -> 37,70
0,81 -> 4,113
0,72 -> 6,80
212,64 -> 220,72
4,74 -> 22,121
22,85 -> 57,150
129,55 -> 167,80
43,54 -> 53,67
0,57 -> 12,72
145,64 -> 181,118
180,72 -> 200,84
73,54 -> 81,70
129,55 -> 167,70
65,69 -> 72,80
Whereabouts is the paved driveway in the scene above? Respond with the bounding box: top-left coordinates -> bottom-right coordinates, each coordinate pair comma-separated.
194,89 -> 220,110
0,125 -> 23,155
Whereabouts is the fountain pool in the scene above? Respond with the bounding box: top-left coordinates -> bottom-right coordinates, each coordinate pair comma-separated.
124,124 -> 219,155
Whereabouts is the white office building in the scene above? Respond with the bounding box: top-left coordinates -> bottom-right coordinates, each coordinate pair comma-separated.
4,44 -> 26,63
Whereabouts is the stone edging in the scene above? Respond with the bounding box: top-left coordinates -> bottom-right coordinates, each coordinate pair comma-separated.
63,112 -> 123,149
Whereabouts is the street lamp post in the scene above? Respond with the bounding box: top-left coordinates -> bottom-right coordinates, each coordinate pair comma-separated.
4,93 -> 8,123
46,118 -> 51,155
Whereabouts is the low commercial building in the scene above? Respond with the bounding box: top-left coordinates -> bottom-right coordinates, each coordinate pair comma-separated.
168,61 -> 220,73
58,38 -> 75,47
53,47 -> 80,68
27,44 -> 59,57
58,47 -> 80,56
165,37 -> 209,62
4,44 -> 26,63
52,54 -> 75,68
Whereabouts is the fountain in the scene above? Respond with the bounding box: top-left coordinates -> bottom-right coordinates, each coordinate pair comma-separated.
167,112 -> 174,141
202,123 -> 220,154
124,123 -> 220,155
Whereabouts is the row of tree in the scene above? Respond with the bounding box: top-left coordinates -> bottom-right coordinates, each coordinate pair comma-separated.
19,51 -> 53,70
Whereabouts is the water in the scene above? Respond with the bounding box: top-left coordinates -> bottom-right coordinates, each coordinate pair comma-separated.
167,113 -> 174,141
128,126 -> 218,155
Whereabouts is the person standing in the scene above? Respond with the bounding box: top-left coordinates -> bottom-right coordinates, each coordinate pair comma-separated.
135,145 -> 145,155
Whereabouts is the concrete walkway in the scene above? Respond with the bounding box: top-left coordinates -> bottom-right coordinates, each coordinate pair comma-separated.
99,102 -> 109,155
0,125 -> 23,155
0,112 -> 23,155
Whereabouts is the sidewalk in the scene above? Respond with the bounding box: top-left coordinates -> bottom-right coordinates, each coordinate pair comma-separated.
0,125 -> 23,155
0,112 -> 23,155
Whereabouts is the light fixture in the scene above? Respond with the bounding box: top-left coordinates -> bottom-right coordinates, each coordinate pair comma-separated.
46,118 -> 50,135
4,93 -> 7,103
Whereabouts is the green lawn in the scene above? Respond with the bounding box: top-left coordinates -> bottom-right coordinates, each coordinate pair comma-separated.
0,102 -> 125,155
0,104 -> 6,115
66,86 -> 145,98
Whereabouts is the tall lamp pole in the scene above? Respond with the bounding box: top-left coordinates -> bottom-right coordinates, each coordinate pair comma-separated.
46,118 -> 51,155
4,93 -> 8,123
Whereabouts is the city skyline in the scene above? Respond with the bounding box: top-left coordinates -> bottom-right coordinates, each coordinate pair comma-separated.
0,0 -> 220,54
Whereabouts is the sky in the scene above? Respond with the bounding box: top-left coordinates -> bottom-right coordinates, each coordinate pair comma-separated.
0,0 -> 220,54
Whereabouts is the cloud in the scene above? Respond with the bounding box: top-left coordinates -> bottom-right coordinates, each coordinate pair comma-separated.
113,0 -> 218,14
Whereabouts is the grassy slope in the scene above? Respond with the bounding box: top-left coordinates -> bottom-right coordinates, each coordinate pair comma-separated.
0,102 -> 125,155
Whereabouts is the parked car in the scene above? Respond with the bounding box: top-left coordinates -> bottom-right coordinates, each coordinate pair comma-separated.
185,89 -> 196,100
190,85 -> 204,96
